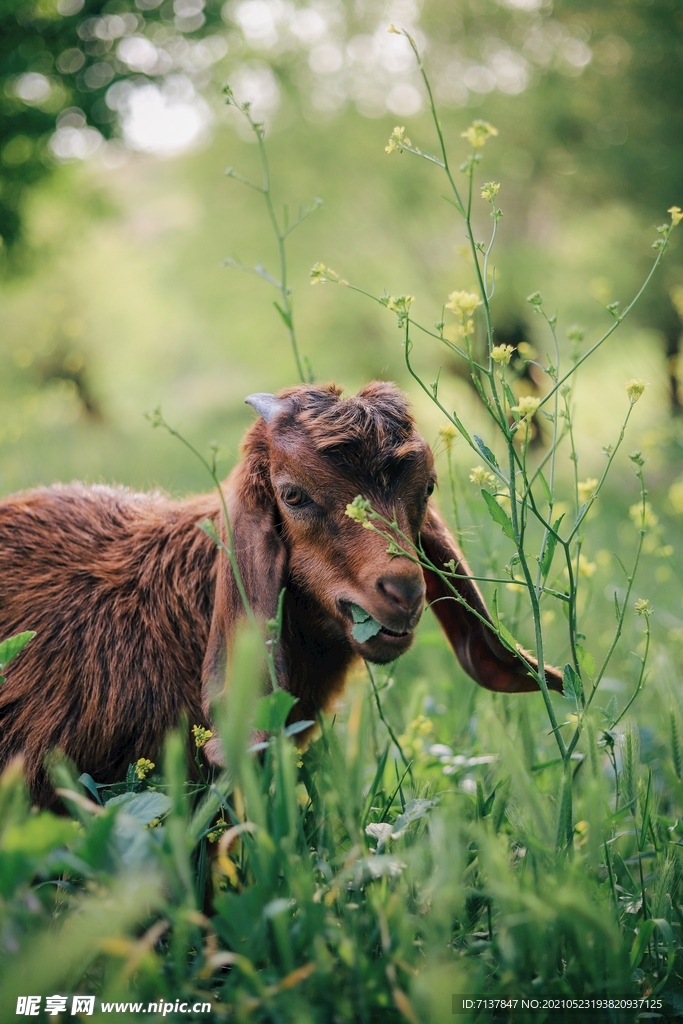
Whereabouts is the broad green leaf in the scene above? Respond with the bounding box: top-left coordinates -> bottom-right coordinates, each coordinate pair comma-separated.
562,664 -> 582,707
348,602 -> 383,643
480,489 -> 515,541
349,603 -> 371,623
254,689 -> 298,732
576,644 -> 596,678
78,773 -> 103,806
392,798 -> 438,835
3,814 -> 80,857
473,434 -> 499,469
0,631 -> 36,672
352,618 -> 383,643
0,813 -> 82,896
105,791 -> 172,825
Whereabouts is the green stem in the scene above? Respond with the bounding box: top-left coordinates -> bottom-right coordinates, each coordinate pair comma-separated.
402,32 -> 465,215
226,94 -> 314,384
567,470 -> 648,755
506,434 -> 567,760
539,231 -> 674,409
366,663 -> 414,781
446,445 -> 463,538
611,614 -> 651,729
254,126 -> 306,384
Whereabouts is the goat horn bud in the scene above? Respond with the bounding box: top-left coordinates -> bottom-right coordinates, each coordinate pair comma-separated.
244,393 -> 284,423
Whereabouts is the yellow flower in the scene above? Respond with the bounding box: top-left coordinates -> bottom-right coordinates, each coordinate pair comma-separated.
445,290 -> 481,317
574,819 -> 589,848
406,714 -> 433,736
310,262 -> 328,284
470,465 -> 497,489
668,206 -> 683,226
635,598 -> 652,616
438,421 -> 458,450
346,495 -> 372,523
626,379 -> 647,404
207,821 -> 229,843
481,181 -> 501,201
512,395 -> 541,419
461,120 -> 498,148
577,555 -> 596,579
192,724 -> 213,749
387,294 -> 415,315
577,478 -> 598,505
385,126 -> 411,154
398,715 -> 434,760
135,758 -> 155,781
454,318 -> 474,338
491,344 -> 514,366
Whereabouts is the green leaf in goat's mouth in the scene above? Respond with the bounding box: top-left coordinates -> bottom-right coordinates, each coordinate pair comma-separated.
348,603 -> 383,643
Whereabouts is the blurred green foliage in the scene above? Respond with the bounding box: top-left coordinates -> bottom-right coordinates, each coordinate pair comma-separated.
0,0 -> 227,255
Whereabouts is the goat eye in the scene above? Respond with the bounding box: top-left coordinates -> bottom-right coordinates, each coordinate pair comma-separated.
426,480 -> 436,498
282,486 -> 309,507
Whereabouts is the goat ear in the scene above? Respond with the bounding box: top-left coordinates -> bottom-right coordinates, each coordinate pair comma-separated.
419,502 -> 563,694
201,459 -> 288,724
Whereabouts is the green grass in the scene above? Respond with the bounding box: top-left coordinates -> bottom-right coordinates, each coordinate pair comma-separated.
0,609 -> 681,1022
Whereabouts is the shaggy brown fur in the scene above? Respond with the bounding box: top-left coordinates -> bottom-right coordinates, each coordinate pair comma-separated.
0,382 -> 561,804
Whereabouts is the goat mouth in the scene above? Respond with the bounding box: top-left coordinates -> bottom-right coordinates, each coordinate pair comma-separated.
339,601 -> 412,643
377,624 -> 410,638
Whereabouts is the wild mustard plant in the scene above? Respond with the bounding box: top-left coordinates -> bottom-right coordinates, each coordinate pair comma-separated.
222,86 -> 321,384
134,758 -> 155,781
317,29 -> 680,852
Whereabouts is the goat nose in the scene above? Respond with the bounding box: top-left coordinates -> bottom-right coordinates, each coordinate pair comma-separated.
377,575 -> 424,617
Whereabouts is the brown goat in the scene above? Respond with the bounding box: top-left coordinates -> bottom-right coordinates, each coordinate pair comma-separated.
0,382 -> 561,804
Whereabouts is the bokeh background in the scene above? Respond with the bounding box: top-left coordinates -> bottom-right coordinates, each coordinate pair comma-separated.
2,0 -> 683,674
